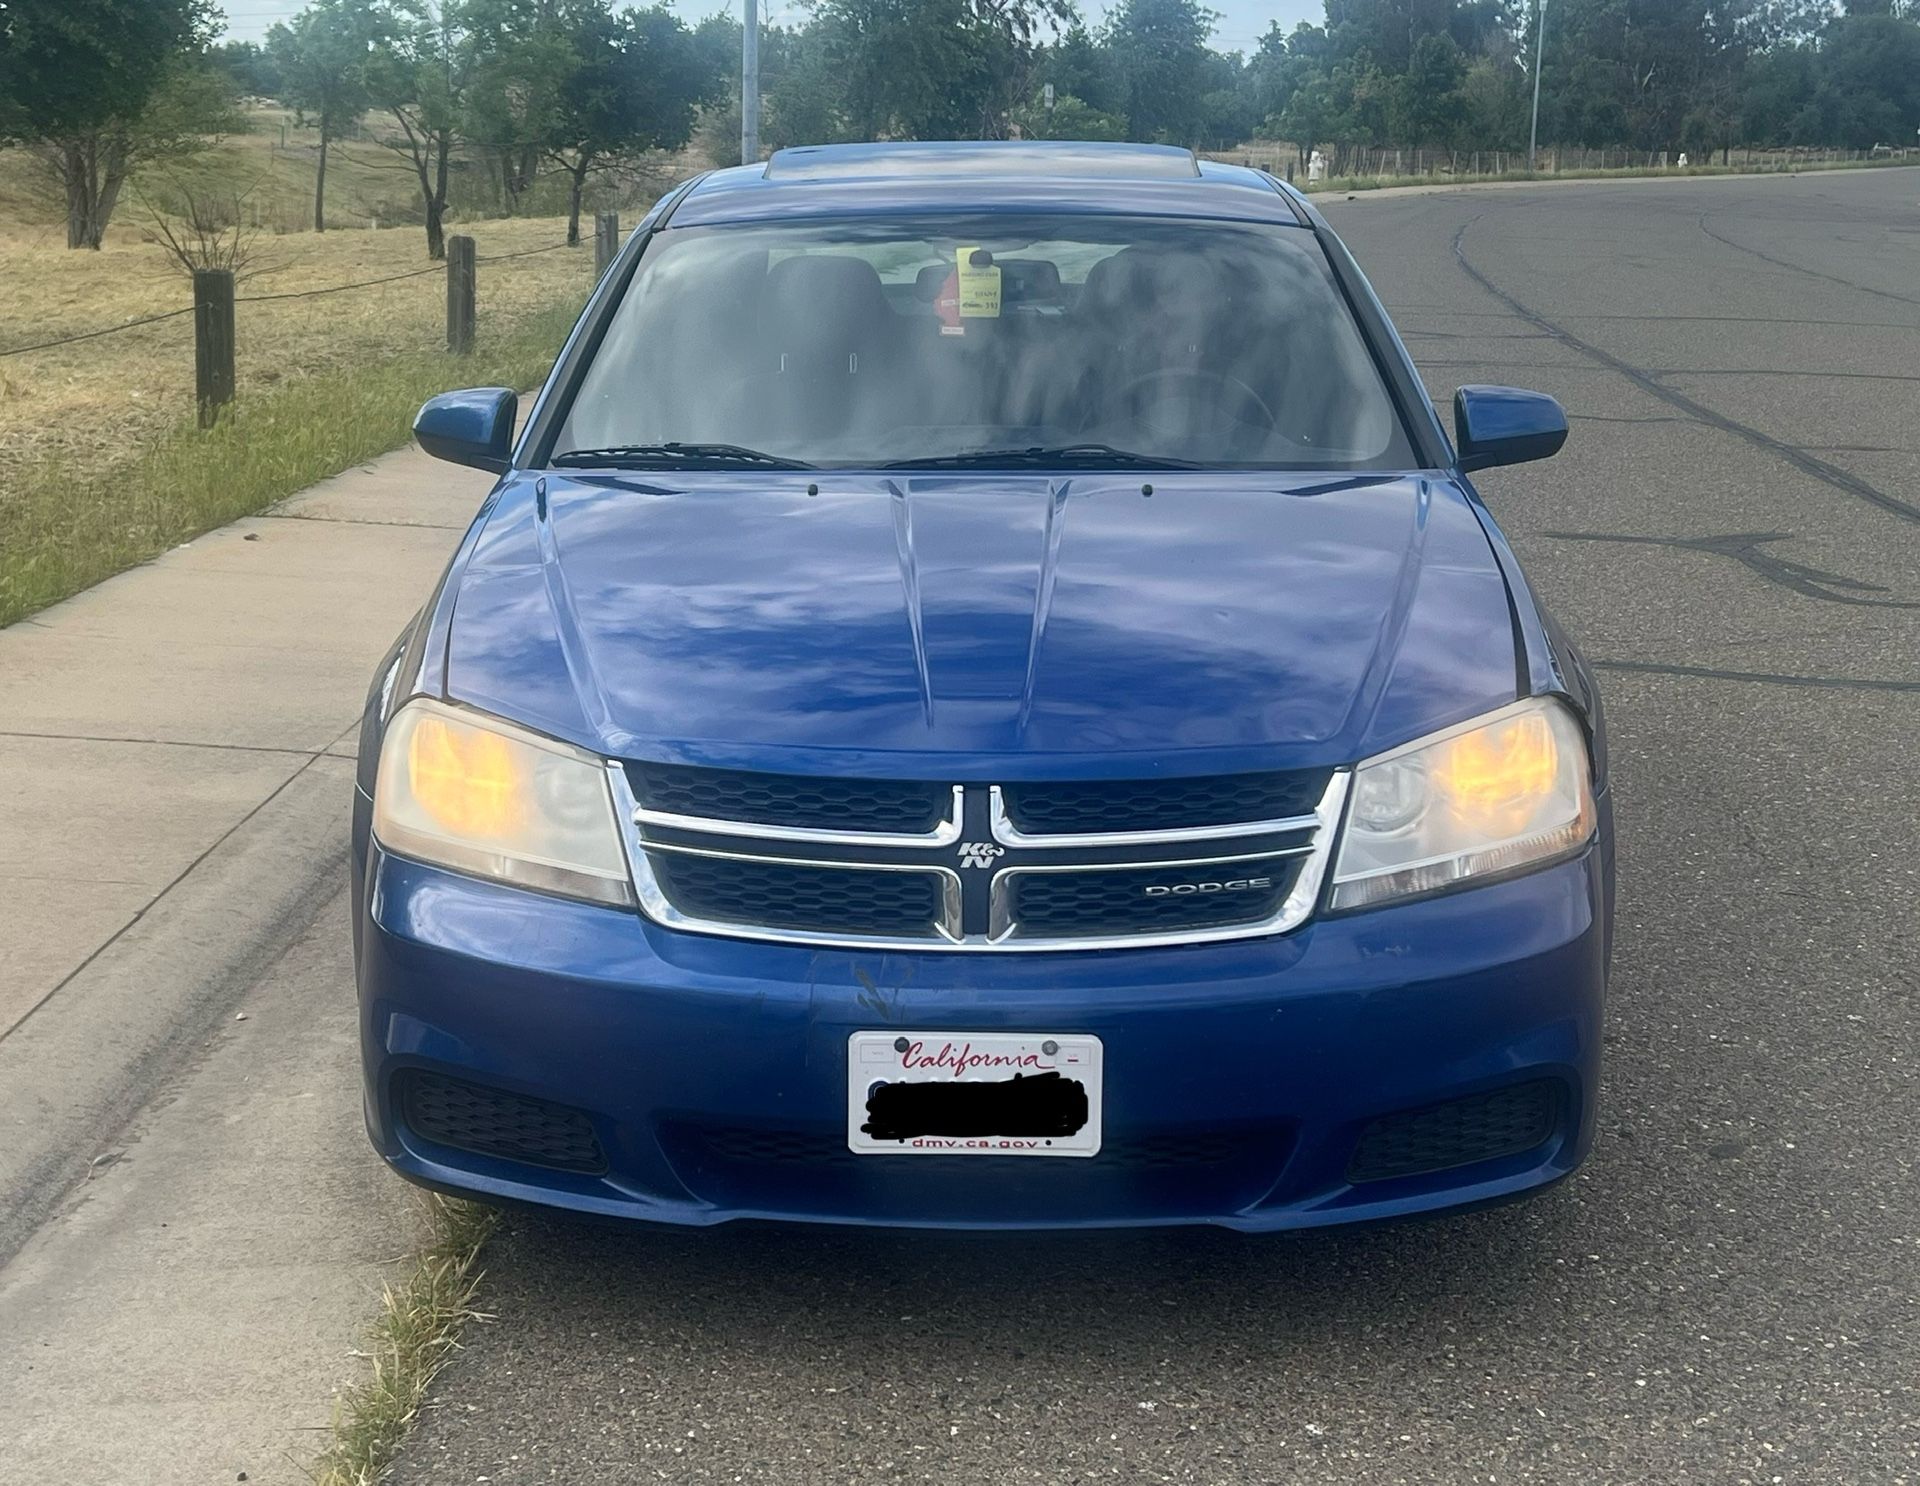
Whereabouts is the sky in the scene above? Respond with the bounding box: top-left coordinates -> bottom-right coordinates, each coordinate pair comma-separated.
214,0 -> 1326,55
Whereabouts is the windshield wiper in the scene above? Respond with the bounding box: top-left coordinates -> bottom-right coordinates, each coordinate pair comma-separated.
882,443 -> 1202,471
551,442 -> 816,471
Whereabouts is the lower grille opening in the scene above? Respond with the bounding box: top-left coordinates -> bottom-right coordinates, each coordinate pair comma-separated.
686,1124 -> 1250,1170
657,1119 -> 1291,1222
397,1069 -> 608,1175
1347,1081 -> 1558,1184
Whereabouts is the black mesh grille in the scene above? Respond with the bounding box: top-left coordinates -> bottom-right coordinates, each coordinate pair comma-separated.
1348,1081 -> 1558,1184
629,761 -> 948,833
1010,856 -> 1301,936
648,851 -> 943,937
397,1070 -> 606,1175
657,1120 -> 1294,1221
685,1124 -> 1251,1169
1002,771 -> 1330,835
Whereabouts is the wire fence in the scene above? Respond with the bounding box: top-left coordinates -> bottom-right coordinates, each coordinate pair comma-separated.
1219,143 -> 1918,185
0,238 -> 582,360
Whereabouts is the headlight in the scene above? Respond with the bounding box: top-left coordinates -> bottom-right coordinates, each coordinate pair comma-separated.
371,699 -> 634,907
1329,697 -> 1595,912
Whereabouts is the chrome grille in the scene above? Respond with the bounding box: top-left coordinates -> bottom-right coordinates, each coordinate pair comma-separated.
611,766 -> 1348,952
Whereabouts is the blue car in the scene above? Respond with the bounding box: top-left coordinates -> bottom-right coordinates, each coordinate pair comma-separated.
352,141 -> 1613,1232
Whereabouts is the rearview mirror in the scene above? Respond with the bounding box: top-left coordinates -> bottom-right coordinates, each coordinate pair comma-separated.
414,388 -> 518,473
1453,386 -> 1567,473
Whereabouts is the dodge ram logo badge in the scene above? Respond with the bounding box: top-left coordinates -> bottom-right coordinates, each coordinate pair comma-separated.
957,842 -> 1005,869
1144,876 -> 1273,897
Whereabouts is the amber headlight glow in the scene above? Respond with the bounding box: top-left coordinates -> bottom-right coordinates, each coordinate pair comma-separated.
372,699 -> 634,907
1329,697 -> 1595,912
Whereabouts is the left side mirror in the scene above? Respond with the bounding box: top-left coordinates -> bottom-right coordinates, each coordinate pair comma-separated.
1454,385 -> 1568,473
413,388 -> 518,473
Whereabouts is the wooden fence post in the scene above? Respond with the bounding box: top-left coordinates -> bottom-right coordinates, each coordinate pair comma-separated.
193,268 -> 235,429
446,235 -> 475,355
594,211 -> 620,278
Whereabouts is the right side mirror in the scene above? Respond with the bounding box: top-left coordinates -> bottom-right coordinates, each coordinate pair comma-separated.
1454,386 -> 1568,473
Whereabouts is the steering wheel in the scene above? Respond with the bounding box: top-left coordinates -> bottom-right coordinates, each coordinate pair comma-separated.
1112,368 -> 1277,441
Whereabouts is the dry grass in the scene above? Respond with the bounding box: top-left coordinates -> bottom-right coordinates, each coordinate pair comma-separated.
0,292 -> 582,625
0,209 -> 603,624
311,1195 -> 501,1486
0,107 -> 695,624
0,212 -> 594,485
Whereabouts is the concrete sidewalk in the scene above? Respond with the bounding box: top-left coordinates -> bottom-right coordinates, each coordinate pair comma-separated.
0,446 -> 487,1041
0,441 -> 493,1480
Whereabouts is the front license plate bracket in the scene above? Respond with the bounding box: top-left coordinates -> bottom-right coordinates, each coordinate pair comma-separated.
846,1032 -> 1104,1157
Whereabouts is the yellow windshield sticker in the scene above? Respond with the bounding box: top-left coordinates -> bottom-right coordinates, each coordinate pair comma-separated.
955,247 -> 1001,319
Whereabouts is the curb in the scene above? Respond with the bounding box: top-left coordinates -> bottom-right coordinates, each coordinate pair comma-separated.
0,756 -> 355,1267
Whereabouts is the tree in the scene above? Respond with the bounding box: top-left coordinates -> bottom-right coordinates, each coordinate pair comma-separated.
268,0 -> 381,232
794,0 -> 1067,140
1013,90 -> 1128,139
461,0 -> 573,209
803,0 -> 998,139
1393,30 -> 1467,150
541,2 -> 720,244
762,23 -> 851,149
1104,0 -> 1217,144
1243,22 -> 1298,131
1278,70 -> 1338,166
214,39 -> 283,97
1815,11 -> 1920,144
1457,52 -> 1526,150
1034,23 -> 1126,121
1195,48 -> 1256,148
1743,0 -> 1841,49
366,0 -> 469,259
0,0 -> 236,248
1326,58 -> 1396,165
1325,0 -> 1520,75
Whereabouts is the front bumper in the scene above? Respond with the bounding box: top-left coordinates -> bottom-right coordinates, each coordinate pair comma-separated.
355,831 -> 1609,1232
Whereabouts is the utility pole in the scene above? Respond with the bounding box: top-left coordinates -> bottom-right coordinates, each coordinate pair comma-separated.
741,0 -> 760,167
1528,0 -> 1547,172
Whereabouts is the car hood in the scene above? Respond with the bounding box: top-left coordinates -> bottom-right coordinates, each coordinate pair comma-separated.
443,470 -> 1519,776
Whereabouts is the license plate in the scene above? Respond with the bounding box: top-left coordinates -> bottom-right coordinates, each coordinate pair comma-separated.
846,1031 -> 1103,1157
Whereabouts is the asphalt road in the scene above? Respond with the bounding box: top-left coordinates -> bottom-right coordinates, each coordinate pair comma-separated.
390,169 -> 1920,1485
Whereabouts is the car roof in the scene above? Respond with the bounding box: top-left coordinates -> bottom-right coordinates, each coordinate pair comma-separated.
667,141 -> 1311,229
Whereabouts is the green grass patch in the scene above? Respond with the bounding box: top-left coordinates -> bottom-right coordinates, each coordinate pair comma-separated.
312,1195 -> 502,1486
0,297 -> 582,629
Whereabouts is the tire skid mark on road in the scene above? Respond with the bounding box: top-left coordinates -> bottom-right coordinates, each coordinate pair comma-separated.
1595,658 -> 1920,694
1695,211 -> 1920,311
1650,367 -> 1920,383
1544,530 -> 1920,609
1450,212 -> 1920,527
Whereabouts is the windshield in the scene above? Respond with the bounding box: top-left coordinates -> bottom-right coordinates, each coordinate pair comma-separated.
552,214 -> 1415,471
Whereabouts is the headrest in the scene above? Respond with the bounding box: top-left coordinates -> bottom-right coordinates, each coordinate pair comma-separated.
763,254 -> 890,323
